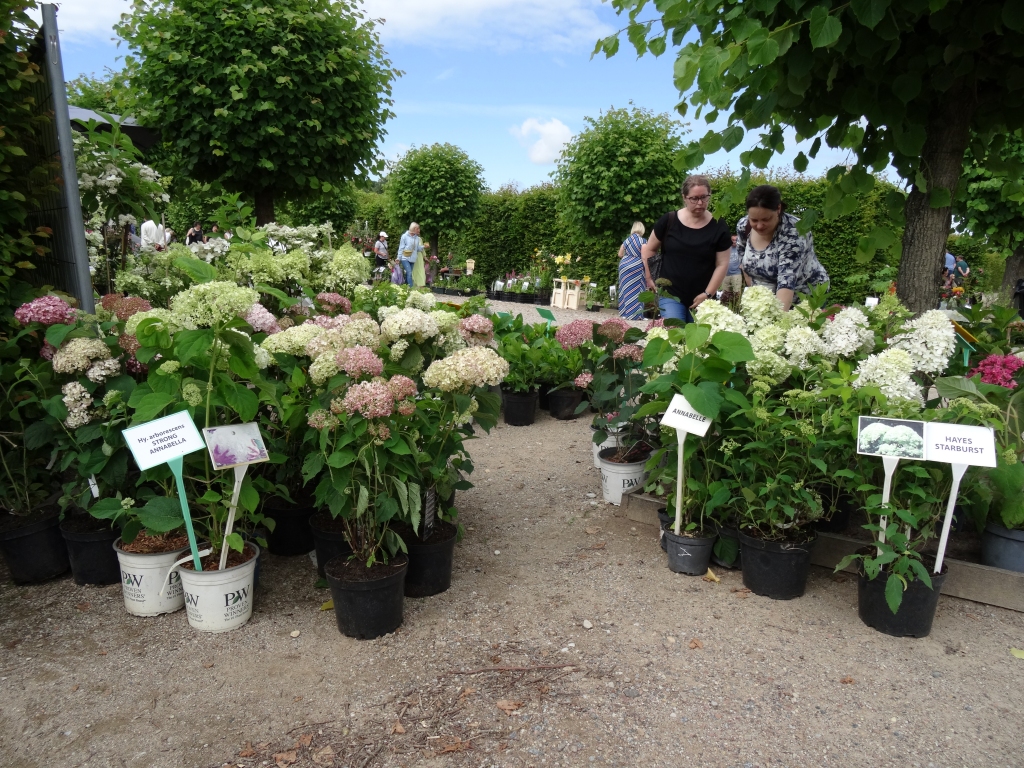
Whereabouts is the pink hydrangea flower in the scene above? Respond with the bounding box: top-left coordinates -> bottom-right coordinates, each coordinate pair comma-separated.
40,341 -> 56,360
14,296 -> 76,326
245,302 -> 282,334
115,296 -> 152,321
350,311 -> 371,320
645,318 -> 665,331
387,375 -> 418,401
458,314 -> 494,346
597,317 -> 631,343
316,292 -> 351,315
555,319 -> 595,350
307,314 -> 349,330
100,293 -> 124,311
336,345 -> 384,379
118,334 -> 141,354
613,344 -> 644,363
574,372 -> 593,388
969,354 -> 1024,389
341,381 -> 395,418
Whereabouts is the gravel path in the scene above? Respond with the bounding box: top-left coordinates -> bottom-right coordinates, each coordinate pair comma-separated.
436,292 -> 650,328
1,414 -> 1022,768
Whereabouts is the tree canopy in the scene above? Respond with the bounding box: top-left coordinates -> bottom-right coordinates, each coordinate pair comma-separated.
385,143 -> 485,257
553,105 -> 685,239
116,0 -> 396,225
597,0 -> 1024,312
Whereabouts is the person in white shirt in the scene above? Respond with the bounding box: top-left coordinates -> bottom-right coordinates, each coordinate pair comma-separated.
373,231 -> 389,270
140,219 -> 166,250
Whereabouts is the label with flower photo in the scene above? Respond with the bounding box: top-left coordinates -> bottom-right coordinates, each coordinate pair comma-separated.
202,423 -> 270,471
923,422 -> 997,467
856,416 -> 926,460
661,394 -> 713,436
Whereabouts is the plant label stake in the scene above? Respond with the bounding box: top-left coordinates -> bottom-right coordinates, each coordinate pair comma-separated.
877,456 -> 900,552
660,394 -> 713,536
122,411 -> 207,570
202,423 -> 270,570
923,422 -> 996,574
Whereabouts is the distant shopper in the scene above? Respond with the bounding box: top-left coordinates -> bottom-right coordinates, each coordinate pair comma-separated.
140,219 -> 166,250
373,231 -> 389,270
398,223 -> 424,287
617,221 -> 647,320
641,175 -> 732,323
954,255 -> 970,285
721,234 -> 743,295
945,252 -> 957,273
736,184 -> 828,310
186,221 -> 205,245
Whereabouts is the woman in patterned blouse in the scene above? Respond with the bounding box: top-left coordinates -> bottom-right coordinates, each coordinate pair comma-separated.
736,185 -> 829,310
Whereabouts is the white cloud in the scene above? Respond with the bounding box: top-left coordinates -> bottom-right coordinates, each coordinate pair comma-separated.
361,0 -> 612,52
511,118 -> 573,165
435,67 -> 456,81
33,0 -> 131,45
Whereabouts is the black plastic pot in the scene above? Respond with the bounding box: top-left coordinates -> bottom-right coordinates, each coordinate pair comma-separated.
502,389 -> 538,426
404,521 -> 457,597
60,518 -> 121,586
548,388 -> 583,420
264,503 -> 316,556
858,563 -> 948,638
711,524 -> 742,569
737,528 -> 816,600
981,523 -> 1024,573
521,293 -> 536,304
0,512 -> 69,584
537,383 -> 554,411
816,495 -> 854,533
325,554 -> 408,639
665,529 -> 717,575
310,511 -> 354,578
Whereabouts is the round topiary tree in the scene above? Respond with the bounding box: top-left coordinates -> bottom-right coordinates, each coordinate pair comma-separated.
116,0 -> 396,225
554,106 -> 686,239
385,143 -> 485,258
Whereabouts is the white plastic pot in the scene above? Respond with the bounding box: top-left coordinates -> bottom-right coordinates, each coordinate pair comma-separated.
590,427 -> 626,469
172,544 -> 259,633
114,540 -> 189,617
598,447 -> 648,506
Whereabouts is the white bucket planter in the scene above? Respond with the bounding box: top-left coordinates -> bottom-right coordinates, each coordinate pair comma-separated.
114,540 -> 189,617
598,447 -> 648,506
172,544 -> 259,633
590,427 -> 626,469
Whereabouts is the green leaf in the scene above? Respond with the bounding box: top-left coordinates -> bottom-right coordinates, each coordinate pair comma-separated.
138,496 -> 185,533
929,187 -> 952,208
221,382 -> 259,422
710,331 -> 755,362
44,323 -> 74,348
851,0 -> 890,28
89,497 -> 125,520
172,256 -> 218,283
326,449 -> 356,468
1002,2 -> 1024,32
884,572 -> 906,614
1011,648 -> 1024,659
934,376 -> 980,400
809,6 -> 843,49
680,382 -> 722,420
23,420 -> 54,450
301,453 -> 325,484
684,323 -> 711,350
793,152 -> 809,173
747,28 -> 780,66
239,482 -> 259,512
892,73 -> 921,104
226,532 -> 245,552
642,337 -> 676,369
131,392 -> 176,423
173,329 -> 215,366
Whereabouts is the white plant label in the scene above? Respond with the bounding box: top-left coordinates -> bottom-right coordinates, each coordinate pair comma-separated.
122,411 -> 206,471
202,423 -> 269,471
923,423 -> 997,467
865,296 -> 879,307
660,394 -> 712,436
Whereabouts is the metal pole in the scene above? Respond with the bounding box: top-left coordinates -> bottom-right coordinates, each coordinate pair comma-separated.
41,4 -> 94,313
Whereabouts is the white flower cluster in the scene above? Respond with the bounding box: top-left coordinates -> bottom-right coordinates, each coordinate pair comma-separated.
125,308 -> 192,336
422,347 -> 509,393
740,286 -> 783,331
189,238 -> 231,263
260,324 -> 324,357
854,348 -> 922,405
784,326 -> 826,370
747,350 -> 793,383
314,244 -> 371,290
170,282 -> 258,328
261,222 -> 333,253
821,307 -> 874,358
309,353 -> 340,386
693,300 -> 747,336
405,290 -> 437,311
62,382 -> 93,429
890,310 -> 956,375
430,310 -> 460,334
380,308 -> 439,343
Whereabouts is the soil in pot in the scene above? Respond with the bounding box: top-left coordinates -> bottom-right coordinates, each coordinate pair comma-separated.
391,521 -> 458,598
502,389 -> 538,427
60,515 -> 121,586
598,443 -> 652,506
548,388 -> 583,420
737,528 -> 816,599
310,512 -> 354,578
664,528 -> 717,575
325,554 -> 408,639
858,556 -> 949,638
0,509 -> 70,584
981,523 -> 1024,573
263,499 -> 316,556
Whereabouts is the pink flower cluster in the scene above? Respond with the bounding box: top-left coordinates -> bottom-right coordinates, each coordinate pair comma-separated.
458,314 -> 494,346
613,344 -> 644,363
555,319 -> 594,350
14,296 -> 76,326
100,293 -> 124,311
645,318 -> 664,331
307,314 -> 349,330
244,303 -> 282,334
336,345 -> 384,379
341,380 -> 396,418
574,372 -> 593,388
115,296 -> 152,321
969,354 -> 1024,389
40,341 -> 56,360
316,292 -> 351,315
387,375 -> 418,401
597,317 -> 630,344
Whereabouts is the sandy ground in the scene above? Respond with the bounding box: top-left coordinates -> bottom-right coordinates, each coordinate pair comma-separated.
2,413 -> 1024,768
436,293 -> 649,329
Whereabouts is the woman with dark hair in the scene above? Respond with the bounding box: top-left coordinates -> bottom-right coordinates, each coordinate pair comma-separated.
736,184 -> 828,309
640,174 -> 732,323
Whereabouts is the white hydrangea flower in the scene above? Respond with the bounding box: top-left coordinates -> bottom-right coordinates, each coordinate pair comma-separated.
751,324 -> 787,356
890,310 -> 957,375
260,324 -> 324,357
784,326 -> 826,370
693,299 -> 747,337
378,305 -> 401,322
740,286 -> 783,331
309,353 -> 341,386
853,348 -> 923,405
822,307 -> 874,358
747,349 -> 792,383
170,282 -> 258,328
380,308 -> 440,343
405,290 -> 437,311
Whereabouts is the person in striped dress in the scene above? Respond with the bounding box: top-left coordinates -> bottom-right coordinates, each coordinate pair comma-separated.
617,221 -> 647,320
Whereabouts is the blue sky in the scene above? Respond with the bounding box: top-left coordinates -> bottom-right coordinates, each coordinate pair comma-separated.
50,0 -> 852,190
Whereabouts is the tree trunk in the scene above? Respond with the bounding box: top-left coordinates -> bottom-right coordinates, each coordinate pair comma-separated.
255,189 -> 275,226
896,86 -> 976,315
1000,245 -> 1024,296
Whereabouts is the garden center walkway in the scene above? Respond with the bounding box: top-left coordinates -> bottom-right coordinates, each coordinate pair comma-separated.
1,415 -> 1022,768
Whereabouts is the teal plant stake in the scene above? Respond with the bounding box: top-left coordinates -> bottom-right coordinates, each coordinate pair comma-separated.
166,455 -> 203,570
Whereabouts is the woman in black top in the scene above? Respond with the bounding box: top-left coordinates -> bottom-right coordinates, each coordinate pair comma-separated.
641,175 -> 732,323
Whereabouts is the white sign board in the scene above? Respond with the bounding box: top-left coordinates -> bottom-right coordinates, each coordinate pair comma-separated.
122,411 -> 206,471
865,296 -> 879,308
857,416 -> 926,460
924,422 -> 997,467
202,423 -> 270,471
660,394 -> 712,436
